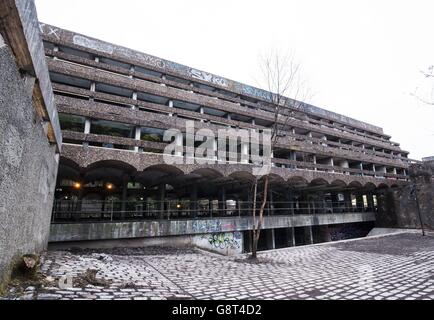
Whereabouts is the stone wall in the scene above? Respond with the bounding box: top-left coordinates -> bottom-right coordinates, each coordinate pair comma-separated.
376,162 -> 434,230
0,0 -> 60,292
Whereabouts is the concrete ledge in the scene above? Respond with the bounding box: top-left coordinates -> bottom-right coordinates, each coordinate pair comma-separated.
49,212 -> 375,242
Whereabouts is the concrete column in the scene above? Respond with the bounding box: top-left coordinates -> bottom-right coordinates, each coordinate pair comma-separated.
121,174 -> 129,219
199,107 -> 204,123
268,190 -> 274,216
392,167 -> 397,175
313,155 -> 317,171
356,194 -> 364,212
367,193 -> 375,212
266,229 -> 276,250
190,184 -> 198,218
84,119 -> 91,134
219,187 -> 226,216
241,141 -> 249,164
161,75 -> 166,86
168,100 -> 174,117
227,114 -> 232,121
304,226 -> 314,245
340,160 -> 350,175
360,162 -> 364,176
329,158 -> 335,173
90,82 -> 96,92
344,192 -> 353,212
287,227 -> 296,247
318,225 -> 331,242
83,118 -> 91,147
251,119 -> 256,126
131,91 -> 138,110
158,184 -> 166,219
134,126 -> 142,152
175,132 -> 183,157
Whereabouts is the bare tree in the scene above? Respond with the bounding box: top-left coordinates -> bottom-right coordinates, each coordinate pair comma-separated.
412,65 -> 434,105
250,51 -> 310,259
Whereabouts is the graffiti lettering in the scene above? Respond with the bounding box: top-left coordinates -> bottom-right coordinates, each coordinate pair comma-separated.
73,35 -> 114,54
202,232 -> 241,250
189,69 -> 228,87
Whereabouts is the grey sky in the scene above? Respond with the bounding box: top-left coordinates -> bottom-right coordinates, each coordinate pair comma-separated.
35,0 -> 434,160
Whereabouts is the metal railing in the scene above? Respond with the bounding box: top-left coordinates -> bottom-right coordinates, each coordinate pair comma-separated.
51,200 -> 376,223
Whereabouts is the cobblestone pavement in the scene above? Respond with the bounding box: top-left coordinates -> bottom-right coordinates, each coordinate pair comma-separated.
3,233 -> 434,300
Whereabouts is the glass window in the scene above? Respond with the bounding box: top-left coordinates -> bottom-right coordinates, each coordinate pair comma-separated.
140,127 -> 165,142
90,120 -> 134,138
59,113 -> 85,132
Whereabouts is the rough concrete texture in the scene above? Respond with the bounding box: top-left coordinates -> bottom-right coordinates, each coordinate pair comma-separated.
49,212 -> 375,242
0,36 -> 58,291
2,233 -> 433,300
376,162 -> 433,230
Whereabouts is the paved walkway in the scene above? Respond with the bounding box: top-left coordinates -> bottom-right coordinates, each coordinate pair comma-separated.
4,233 -> 434,300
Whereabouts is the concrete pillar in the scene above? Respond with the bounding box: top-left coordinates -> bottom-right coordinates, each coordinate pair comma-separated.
287,227 -> 296,247
356,194 -> 364,212
313,155 -> 317,171
158,184 -> 166,219
83,118 -> 91,147
121,174 -> 129,219
266,229 -> 276,250
168,100 -> 174,117
90,82 -> 96,93
304,226 -> 314,245
175,132 -> 183,157
190,184 -> 198,218
227,113 -> 232,121
251,119 -> 256,126
360,162 -> 364,176
84,118 -> 91,134
344,192 -> 353,212
268,190 -> 274,216
131,91 -> 138,110
330,158 -> 335,173
318,225 -> 331,242
219,187 -> 226,216
199,107 -> 204,123
367,193 -> 375,212
340,160 -> 350,175
134,126 -> 142,152
241,141 -> 249,164
161,75 -> 166,86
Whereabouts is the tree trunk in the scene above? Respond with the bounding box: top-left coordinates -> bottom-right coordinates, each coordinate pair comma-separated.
251,175 -> 269,259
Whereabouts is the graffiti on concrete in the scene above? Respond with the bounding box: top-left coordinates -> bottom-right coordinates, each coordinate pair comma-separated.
189,69 -> 228,87
202,232 -> 242,250
73,35 -> 114,55
192,220 -> 222,234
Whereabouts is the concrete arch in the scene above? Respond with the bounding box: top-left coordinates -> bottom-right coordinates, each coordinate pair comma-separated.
364,182 -> 377,190
229,170 -> 256,183
287,176 -> 309,187
87,159 -> 137,174
142,164 -> 184,176
310,178 -> 329,186
189,168 -> 224,179
330,179 -> 347,188
57,157 -> 81,181
348,181 -> 363,188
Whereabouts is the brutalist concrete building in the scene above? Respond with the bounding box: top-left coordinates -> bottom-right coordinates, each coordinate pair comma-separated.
38,24 -> 418,253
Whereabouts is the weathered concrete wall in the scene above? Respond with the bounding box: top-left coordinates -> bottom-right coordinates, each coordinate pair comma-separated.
0,30 -> 59,291
49,212 -> 375,242
376,162 -> 434,230
192,232 -> 243,256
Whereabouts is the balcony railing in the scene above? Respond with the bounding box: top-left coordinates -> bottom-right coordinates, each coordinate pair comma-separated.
51,200 -> 376,224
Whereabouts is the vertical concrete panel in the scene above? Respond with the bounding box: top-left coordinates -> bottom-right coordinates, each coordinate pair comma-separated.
0,39 -> 58,290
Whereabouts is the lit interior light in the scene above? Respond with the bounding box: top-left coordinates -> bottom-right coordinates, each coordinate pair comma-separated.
106,183 -> 114,190
139,197 -> 144,201
176,204 -> 181,209
73,182 -> 81,189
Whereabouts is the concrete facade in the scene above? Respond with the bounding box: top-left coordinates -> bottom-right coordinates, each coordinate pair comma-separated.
49,212 -> 375,242
0,0 -> 61,291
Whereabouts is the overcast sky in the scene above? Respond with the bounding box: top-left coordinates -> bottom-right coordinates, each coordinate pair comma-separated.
35,0 -> 434,160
